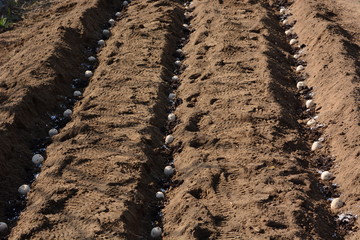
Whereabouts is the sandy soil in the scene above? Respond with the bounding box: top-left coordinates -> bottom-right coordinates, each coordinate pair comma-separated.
0,0 -> 359,239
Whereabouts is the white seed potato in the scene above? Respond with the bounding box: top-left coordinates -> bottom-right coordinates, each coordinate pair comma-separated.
168,93 -> 176,100
168,113 -> 176,122
331,198 -> 344,210
296,81 -> 306,89
307,118 -> 316,126
280,8 -> 287,14
183,23 -> 189,29
285,29 -> 292,36
63,109 -> 73,118
123,1 -> 128,6
296,65 -> 304,72
318,137 -> 325,142
74,90 -> 82,97
98,39 -> 105,46
156,191 -> 165,199
85,70 -> 93,78
165,135 -> 174,144
172,75 -> 179,82
306,99 -> 314,108
282,19 -> 289,25
175,60 -> 181,66
151,227 -> 162,238
293,54 -> 300,59
321,171 -> 333,181
32,154 -> 44,165
181,37 -> 186,41
88,56 -> 96,62
115,12 -> 121,17
176,48 -> 183,55
0,222 -> 8,232
289,38 -> 298,45
49,128 -> 59,137
109,19 -> 115,26
164,166 -> 174,176
311,141 -> 322,151
102,29 -> 111,38
18,184 -> 30,195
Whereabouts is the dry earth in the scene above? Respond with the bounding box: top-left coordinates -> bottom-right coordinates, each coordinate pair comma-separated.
0,0 -> 359,239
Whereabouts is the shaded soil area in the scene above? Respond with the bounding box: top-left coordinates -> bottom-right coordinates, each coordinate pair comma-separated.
0,0 -> 358,239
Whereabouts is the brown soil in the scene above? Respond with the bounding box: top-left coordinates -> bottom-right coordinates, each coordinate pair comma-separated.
0,0 -> 358,239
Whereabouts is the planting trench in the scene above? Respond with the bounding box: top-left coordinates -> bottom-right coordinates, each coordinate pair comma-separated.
0,0 -> 359,239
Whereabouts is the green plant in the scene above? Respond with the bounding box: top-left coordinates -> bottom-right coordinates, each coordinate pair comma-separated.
0,16 -> 11,28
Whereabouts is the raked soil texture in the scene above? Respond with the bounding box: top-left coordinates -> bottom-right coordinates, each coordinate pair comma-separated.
0,0 -> 359,239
